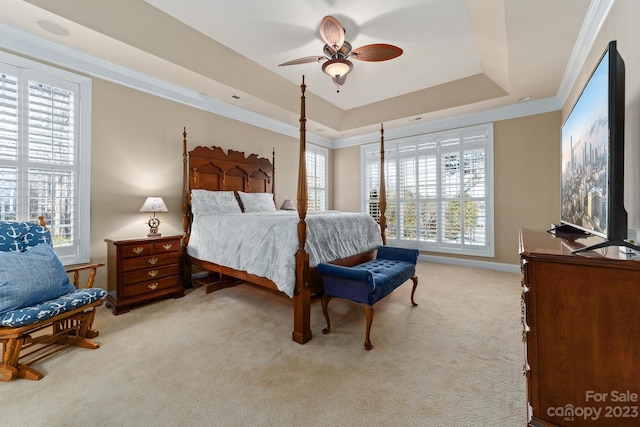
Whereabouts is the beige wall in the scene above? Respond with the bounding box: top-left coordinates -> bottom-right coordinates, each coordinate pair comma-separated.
332,112 -> 562,265
493,112 -> 561,262
90,79 -> 301,286
333,145 -> 362,212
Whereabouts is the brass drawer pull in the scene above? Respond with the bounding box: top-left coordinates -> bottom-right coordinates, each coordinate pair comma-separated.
147,257 -> 158,265
133,246 -> 144,255
148,282 -> 158,290
148,270 -> 159,278
163,243 -> 173,250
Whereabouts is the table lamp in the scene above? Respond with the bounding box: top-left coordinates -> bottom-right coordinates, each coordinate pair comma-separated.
140,197 -> 168,237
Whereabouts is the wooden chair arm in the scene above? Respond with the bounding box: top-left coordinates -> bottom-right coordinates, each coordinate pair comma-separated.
65,263 -> 105,289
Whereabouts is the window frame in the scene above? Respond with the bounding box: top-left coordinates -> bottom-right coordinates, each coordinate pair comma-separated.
0,50 -> 92,265
361,123 -> 494,257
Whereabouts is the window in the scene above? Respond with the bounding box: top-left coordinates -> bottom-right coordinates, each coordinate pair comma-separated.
0,52 -> 91,264
306,144 -> 328,211
362,124 -> 494,257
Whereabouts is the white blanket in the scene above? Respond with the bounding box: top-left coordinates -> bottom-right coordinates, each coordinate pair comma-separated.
188,211 -> 382,297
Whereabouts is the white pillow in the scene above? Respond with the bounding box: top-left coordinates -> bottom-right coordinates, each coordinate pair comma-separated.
238,192 -> 276,213
190,190 -> 241,215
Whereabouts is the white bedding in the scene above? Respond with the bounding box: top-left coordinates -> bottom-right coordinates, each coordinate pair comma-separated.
187,210 -> 382,297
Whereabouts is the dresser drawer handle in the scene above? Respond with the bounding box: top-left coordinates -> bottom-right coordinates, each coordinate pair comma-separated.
148,282 -> 158,290
133,246 -> 144,255
148,270 -> 159,278
163,243 -> 173,251
147,257 -> 159,265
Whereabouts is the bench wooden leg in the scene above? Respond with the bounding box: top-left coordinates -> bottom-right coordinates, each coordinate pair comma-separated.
321,295 -> 332,334
1,338 -> 22,381
1,337 -> 44,381
16,363 -> 44,381
364,305 -> 374,350
410,276 -> 418,306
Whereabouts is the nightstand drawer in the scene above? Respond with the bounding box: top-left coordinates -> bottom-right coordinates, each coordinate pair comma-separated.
153,239 -> 180,253
122,264 -> 179,285
122,252 -> 179,272
122,276 -> 179,299
121,242 -> 153,258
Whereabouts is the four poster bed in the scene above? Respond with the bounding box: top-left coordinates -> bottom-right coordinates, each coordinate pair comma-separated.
181,77 -> 387,344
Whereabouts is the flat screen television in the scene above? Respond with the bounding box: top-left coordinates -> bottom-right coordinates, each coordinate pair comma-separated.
557,40 -> 637,253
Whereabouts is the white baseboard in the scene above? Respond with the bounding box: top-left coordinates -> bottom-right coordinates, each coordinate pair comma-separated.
418,254 -> 520,274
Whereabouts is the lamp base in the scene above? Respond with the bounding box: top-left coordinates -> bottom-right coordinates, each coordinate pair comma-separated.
147,217 -> 161,237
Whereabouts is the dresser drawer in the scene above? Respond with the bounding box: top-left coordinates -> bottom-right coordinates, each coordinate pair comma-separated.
122,264 -> 179,285
122,276 -> 180,299
122,252 -> 179,272
121,242 -> 153,258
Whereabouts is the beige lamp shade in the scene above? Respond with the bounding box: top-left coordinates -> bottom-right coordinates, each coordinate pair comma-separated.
280,199 -> 296,210
140,197 -> 168,213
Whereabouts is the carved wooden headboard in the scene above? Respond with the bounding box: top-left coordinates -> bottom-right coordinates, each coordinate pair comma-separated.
181,128 -> 275,241
187,145 -> 273,194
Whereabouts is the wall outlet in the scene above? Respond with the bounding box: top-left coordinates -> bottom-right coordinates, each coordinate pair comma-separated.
619,228 -> 639,255
627,228 -> 637,245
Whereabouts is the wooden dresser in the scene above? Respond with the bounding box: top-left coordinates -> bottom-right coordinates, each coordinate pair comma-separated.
105,235 -> 184,314
520,229 -> 640,426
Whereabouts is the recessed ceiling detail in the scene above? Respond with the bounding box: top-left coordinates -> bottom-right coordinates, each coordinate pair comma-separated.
35,19 -> 70,36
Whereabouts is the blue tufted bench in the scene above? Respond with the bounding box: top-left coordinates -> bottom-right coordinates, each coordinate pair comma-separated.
317,246 -> 419,350
0,219 -> 106,381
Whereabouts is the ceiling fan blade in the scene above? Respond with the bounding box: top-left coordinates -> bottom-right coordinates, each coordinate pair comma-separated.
278,56 -> 326,66
320,15 -> 345,49
351,44 -> 403,62
332,74 -> 347,86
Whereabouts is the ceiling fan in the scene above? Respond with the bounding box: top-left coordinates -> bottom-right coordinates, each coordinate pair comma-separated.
278,15 -> 403,91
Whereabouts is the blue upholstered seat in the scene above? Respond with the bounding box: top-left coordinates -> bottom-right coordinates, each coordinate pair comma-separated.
317,246 -> 418,306
0,288 -> 107,328
317,246 -> 419,350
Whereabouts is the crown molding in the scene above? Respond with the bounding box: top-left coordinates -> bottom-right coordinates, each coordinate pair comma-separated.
1,21 -> 564,151
0,22 -> 337,147
556,0 -> 615,105
333,96 -> 562,148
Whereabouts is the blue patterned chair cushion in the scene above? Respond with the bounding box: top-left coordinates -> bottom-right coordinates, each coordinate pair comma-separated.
0,221 -> 52,252
0,243 -> 76,315
0,288 -> 107,327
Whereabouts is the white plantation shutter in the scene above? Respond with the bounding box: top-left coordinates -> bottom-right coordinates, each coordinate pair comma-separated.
362,123 -> 494,257
0,68 -> 19,219
0,52 -> 91,264
364,148 -> 381,223
306,144 -> 328,211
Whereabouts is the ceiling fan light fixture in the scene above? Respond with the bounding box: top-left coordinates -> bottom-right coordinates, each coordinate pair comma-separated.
322,58 -> 353,79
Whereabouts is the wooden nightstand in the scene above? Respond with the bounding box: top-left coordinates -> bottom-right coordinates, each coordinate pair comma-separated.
105,235 -> 184,314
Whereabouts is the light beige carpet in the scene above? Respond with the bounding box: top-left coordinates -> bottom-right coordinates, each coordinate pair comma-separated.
4,262 -> 526,426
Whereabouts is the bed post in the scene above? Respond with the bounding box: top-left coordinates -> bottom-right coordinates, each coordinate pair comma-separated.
379,124 -> 387,245
272,147 -> 276,204
293,76 -> 312,344
181,127 -> 192,287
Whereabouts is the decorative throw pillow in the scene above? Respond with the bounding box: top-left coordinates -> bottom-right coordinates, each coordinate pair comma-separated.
190,190 -> 242,215
0,221 -> 52,252
0,243 -> 75,315
238,192 -> 277,213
